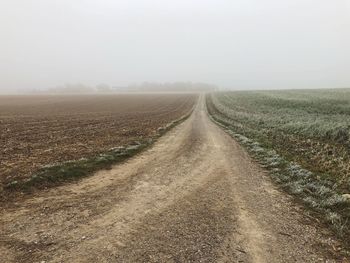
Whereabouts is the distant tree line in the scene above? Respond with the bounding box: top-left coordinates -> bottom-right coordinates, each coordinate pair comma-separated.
124,82 -> 218,92
29,83 -> 112,94
29,82 -> 218,94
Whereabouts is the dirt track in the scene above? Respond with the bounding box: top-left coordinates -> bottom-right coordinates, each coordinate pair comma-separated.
0,95 -> 344,262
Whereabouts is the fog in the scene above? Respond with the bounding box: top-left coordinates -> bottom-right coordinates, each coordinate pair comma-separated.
1,0 -> 349,93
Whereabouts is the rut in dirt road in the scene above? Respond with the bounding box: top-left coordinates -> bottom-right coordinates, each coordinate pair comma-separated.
0,95 -> 344,263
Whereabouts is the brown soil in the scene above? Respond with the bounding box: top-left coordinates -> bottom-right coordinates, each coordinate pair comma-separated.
0,94 -> 196,187
0,95 -> 347,262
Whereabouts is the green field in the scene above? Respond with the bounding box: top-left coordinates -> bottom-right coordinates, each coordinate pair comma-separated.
207,89 -> 350,237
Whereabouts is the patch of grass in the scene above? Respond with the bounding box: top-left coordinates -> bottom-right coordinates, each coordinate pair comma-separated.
207,92 -> 350,242
206,90 -> 350,190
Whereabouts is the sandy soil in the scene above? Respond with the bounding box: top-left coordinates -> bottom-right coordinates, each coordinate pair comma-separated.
0,95 -> 346,262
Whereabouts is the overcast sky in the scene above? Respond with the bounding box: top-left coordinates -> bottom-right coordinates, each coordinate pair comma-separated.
0,0 -> 349,93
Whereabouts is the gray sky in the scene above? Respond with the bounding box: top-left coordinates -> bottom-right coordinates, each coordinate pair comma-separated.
1,0 -> 349,93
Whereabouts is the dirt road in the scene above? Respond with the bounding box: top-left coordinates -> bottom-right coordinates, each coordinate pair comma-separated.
0,96 -> 344,262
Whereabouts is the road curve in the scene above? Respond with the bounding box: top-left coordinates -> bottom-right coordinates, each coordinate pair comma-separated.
0,95 -> 343,262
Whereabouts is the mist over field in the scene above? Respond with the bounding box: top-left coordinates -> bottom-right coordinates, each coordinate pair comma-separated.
1,0 -> 349,94
3,1 -> 350,261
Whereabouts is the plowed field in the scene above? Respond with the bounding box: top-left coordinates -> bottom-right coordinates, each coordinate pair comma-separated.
0,94 -> 196,188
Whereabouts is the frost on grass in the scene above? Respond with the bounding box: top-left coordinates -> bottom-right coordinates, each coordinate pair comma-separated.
210,115 -> 350,236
